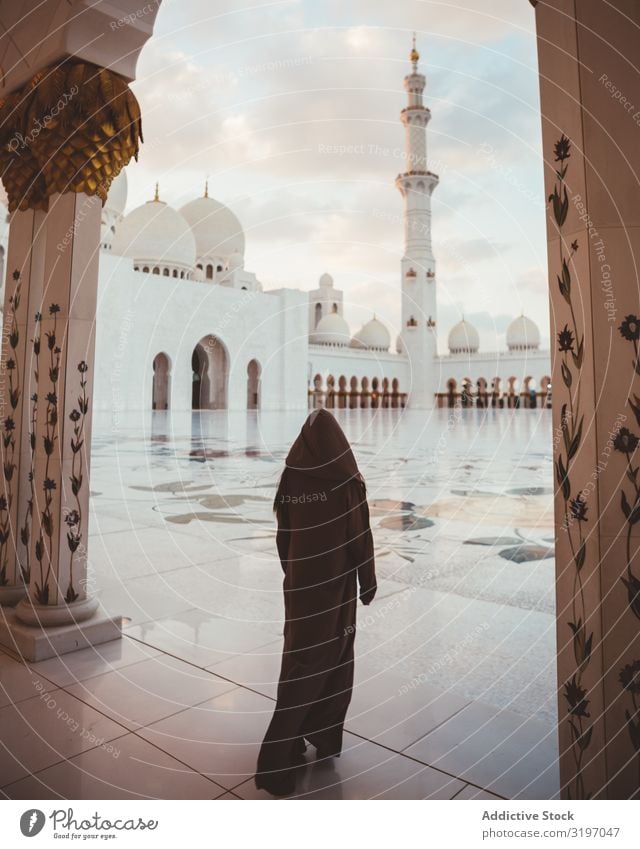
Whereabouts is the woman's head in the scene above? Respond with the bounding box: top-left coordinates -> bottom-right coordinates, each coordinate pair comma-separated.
274,410 -> 365,517
285,409 -> 360,481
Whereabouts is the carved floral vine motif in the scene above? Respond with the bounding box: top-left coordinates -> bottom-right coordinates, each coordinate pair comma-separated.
615,315 -> 640,783
34,303 -> 62,605
0,270 -> 22,587
549,135 -> 593,800
65,360 -> 89,603
19,309 -> 42,586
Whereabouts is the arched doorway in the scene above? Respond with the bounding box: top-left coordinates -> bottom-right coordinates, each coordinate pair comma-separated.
191,335 -> 228,410
152,352 -> 171,410
247,359 -> 261,409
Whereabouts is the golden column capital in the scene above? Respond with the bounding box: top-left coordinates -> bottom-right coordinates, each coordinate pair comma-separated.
0,59 -> 143,212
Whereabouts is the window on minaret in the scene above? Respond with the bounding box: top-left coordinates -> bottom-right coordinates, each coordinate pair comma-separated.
314,302 -> 322,327
332,303 -> 338,313
206,264 -> 213,279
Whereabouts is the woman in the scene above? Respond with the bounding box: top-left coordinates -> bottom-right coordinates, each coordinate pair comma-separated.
255,408 -> 377,796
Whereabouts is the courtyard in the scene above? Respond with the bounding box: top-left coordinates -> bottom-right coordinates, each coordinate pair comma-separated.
0,407 -> 559,799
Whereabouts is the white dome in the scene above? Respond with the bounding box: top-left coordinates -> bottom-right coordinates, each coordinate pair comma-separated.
352,317 -> 391,351
111,197 -> 196,271
310,311 -> 351,346
179,194 -> 245,261
448,319 -> 479,354
506,314 -> 540,351
319,272 -> 334,288
105,169 -> 128,217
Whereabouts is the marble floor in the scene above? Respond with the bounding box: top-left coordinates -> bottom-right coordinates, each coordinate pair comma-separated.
0,407 -> 560,799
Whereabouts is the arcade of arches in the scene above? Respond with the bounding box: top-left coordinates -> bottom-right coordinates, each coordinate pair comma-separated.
151,345 -> 262,411
309,374 -> 408,409
437,375 -> 552,409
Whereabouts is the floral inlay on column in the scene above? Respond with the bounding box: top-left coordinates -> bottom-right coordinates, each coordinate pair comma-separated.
615,314 -> 640,784
549,134 -> 593,800
65,360 -> 89,604
34,302 -> 61,605
19,309 -> 42,586
0,270 -> 22,587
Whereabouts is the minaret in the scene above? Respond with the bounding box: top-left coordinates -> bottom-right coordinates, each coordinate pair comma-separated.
397,35 -> 439,408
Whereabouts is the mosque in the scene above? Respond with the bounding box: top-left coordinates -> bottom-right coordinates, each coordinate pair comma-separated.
0,41 -> 551,413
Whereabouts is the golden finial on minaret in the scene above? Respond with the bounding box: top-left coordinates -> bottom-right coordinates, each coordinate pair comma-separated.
153,181 -> 160,202
410,32 -> 420,71
204,177 -> 209,198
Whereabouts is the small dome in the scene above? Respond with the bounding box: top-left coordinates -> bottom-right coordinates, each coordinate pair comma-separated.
105,169 -> 128,217
352,317 -> 391,351
310,311 -> 351,346
319,272 -> 334,288
506,314 -> 540,351
179,193 -> 245,262
448,319 -> 479,354
111,194 -> 196,271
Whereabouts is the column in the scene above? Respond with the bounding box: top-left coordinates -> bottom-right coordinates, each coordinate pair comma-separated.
0,58 -> 144,660
532,0 -> 640,798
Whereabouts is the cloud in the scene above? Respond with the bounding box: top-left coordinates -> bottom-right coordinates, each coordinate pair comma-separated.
112,0 -> 549,353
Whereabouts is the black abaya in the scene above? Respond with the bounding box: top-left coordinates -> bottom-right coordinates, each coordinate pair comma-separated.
255,409 -> 376,795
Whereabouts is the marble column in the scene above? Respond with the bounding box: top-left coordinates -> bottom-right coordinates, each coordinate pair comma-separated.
532,0 -> 640,799
0,192 -> 122,659
0,58 -> 144,660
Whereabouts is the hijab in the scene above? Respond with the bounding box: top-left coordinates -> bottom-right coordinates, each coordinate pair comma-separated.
274,409 -> 364,515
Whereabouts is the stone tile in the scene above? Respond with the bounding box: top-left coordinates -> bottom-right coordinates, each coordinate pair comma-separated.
207,640 -> 283,698
405,699 -> 560,800
64,654 -> 237,730
0,651 -> 45,708
235,737 -> 464,800
137,686 -> 274,790
346,666 -> 472,752
98,575 -> 197,626
144,557 -> 285,637
2,733 -> 225,799
29,636 -> 160,688
125,609 -> 278,668
88,526 -> 238,581
454,783 -> 505,800
0,688 -> 128,787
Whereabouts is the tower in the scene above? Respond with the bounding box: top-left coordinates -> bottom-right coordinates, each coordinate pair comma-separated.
397,35 -> 439,408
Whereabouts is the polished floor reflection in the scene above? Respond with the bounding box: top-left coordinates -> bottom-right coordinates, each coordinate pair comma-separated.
0,408 -> 559,799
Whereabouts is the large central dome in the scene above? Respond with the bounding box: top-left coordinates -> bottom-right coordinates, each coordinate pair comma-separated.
179,192 -> 245,262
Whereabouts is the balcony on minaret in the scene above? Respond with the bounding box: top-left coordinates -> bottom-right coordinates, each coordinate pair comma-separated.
406,316 -> 418,327
427,316 -> 436,327
426,270 -> 435,279
406,267 -> 417,278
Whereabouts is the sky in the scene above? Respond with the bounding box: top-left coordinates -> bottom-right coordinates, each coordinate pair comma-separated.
123,0 -> 549,353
